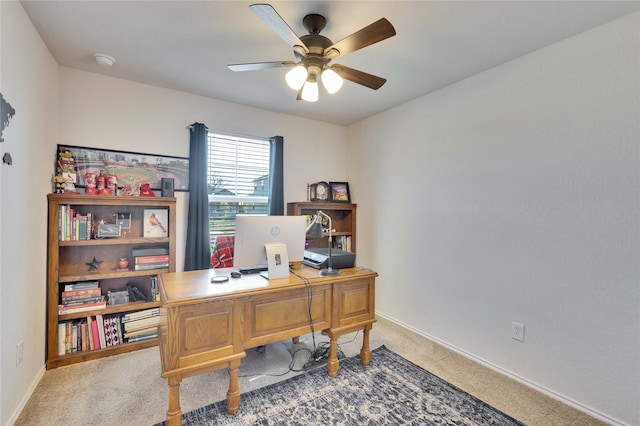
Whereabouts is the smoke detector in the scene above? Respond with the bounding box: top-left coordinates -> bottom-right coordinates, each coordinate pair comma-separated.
93,53 -> 115,66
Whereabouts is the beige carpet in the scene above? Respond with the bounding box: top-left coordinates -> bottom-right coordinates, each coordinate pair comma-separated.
15,317 -> 604,426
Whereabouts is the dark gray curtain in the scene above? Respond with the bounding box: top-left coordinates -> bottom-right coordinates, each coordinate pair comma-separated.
268,136 -> 284,216
184,123 -> 211,271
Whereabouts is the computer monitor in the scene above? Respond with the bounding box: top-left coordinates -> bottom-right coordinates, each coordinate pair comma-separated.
233,215 -> 306,273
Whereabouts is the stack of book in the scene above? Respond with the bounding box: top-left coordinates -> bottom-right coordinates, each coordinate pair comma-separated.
132,246 -> 170,271
122,308 -> 160,342
58,281 -> 106,314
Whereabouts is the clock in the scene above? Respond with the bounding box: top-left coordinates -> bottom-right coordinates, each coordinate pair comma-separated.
309,181 -> 330,202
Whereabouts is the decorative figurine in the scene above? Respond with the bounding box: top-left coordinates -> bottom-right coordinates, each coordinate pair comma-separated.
57,148 -> 78,193
97,170 -> 106,193
52,174 -> 66,193
85,171 -> 98,195
107,174 -> 118,195
139,183 -> 155,197
117,257 -> 129,271
86,256 -> 103,271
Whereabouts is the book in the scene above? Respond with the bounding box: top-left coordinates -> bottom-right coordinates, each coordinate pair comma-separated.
96,314 -> 107,349
58,299 -> 106,314
126,332 -> 158,343
80,320 -> 88,351
116,316 -> 123,345
65,322 -> 72,354
90,317 -> 101,350
64,281 -> 99,292
134,263 -> 169,271
60,296 -> 105,307
71,322 -> 78,352
86,316 -> 94,350
132,246 -> 169,257
61,288 -> 101,301
86,212 -> 93,240
58,323 -> 66,356
124,326 -> 159,338
123,315 -> 160,332
135,255 -> 170,264
103,316 -> 120,347
122,308 -> 160,322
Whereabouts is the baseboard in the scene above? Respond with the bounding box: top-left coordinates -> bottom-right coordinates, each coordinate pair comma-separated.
375,311 -> 629,426
7,364 -> 46,426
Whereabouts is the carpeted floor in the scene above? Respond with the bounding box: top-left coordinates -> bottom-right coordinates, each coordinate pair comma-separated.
14,317 -> 606,426
156,346 -> 523,426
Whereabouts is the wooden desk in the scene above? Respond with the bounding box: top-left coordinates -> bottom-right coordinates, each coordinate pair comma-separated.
158,266 -> 377,426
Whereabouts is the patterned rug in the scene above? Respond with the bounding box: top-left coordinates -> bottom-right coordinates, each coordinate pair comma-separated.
155,345 -> 524,425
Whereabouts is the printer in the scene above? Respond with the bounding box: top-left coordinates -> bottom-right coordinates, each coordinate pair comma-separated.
303,248 -> 356,270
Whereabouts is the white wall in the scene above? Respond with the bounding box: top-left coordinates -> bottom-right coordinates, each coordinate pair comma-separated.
58,67 -> 349,271
348,12 -> 639,426
1,2 -> 59,424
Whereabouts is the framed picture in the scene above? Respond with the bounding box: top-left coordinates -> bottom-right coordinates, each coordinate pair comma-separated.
143,209 -> 169,238
56,144 -> 189,192
330,182 -> 351,203
116,212 -> 131,229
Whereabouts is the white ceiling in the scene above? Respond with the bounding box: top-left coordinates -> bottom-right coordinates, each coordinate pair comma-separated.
20,1 -> 640,126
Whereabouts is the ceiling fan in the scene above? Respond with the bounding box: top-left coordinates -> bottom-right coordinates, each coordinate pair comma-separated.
228,3 -> 396,102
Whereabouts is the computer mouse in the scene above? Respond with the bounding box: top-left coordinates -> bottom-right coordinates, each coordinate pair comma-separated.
230,271 -> 242,278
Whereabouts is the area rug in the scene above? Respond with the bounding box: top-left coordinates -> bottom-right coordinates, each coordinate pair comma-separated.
155,345 -> 524,425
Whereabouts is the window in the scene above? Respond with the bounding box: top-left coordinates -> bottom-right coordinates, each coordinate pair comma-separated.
207,132 -> 270,251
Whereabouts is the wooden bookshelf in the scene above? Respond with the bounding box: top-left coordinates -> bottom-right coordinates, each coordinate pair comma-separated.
46,193 -> 176,369
287,202 -> 356,252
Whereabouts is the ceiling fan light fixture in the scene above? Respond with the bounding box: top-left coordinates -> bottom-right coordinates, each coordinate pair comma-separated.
285,65 -> 308,90
301,80 -> 319,102
321,68 -> 343,94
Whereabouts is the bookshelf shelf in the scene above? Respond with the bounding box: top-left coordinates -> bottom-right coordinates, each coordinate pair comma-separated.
58,269 -> 169,283
46,193 -> 176,369
59,237 -> 169,247
287,202 -> 357,252
46,337 -> 159,370
58,301 -> 161,321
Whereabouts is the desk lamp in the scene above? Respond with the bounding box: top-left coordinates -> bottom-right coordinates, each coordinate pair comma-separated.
306,210 -> 340,276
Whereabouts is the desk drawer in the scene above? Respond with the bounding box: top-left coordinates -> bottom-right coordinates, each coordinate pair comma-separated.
174,299 -> 239,369
243,285 -> 332,347
333,277 -> 375,329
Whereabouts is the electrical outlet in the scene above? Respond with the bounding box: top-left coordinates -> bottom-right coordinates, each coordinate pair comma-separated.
512,322 -> 525,342
16,340 -> 24,366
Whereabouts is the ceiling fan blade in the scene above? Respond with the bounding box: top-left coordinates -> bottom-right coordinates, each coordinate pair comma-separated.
250,4 -> 309,56
228,61 -> 296,72
332,64 -> 387,90
324,18 -> 396,59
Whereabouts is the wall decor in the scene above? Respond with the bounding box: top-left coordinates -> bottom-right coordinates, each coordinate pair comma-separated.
143,208 -> 169,238
1,93 -> 16,143
330,182 -> 351,203
57,145 -> 189,191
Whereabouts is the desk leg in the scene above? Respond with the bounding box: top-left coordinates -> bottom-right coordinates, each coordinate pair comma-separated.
327,332 -> 339,378
227,359 -> 241,414
360,324 -> 373,366
166,376 -> 182,426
